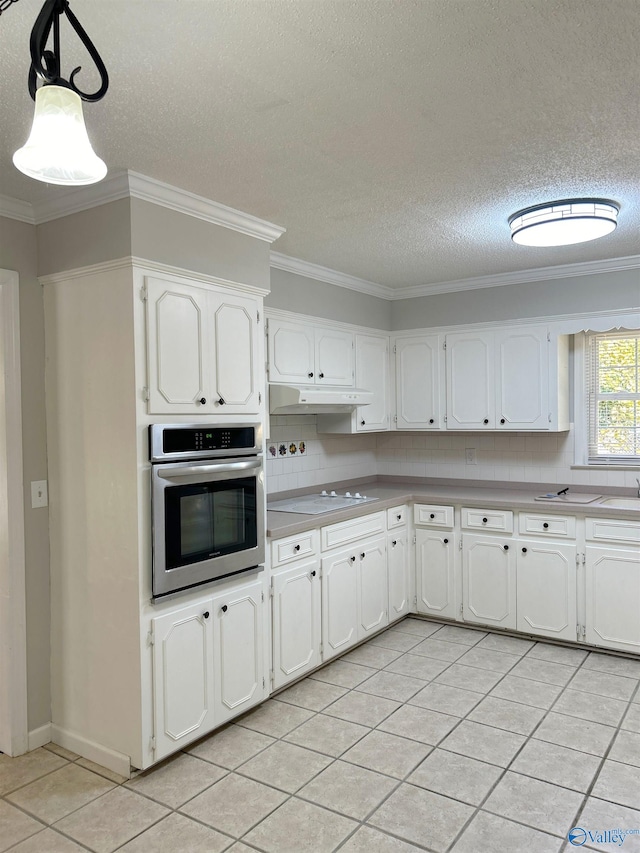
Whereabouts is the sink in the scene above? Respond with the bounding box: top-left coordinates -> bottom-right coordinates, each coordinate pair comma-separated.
598,497 -> 640,509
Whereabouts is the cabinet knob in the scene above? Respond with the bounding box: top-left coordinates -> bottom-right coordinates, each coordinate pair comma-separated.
350,555 -> 356,563
310,570 -> 316,577
396,514 -> 402,521
308,372 -> 314,378
202,611 -> 210,619
522,547 -> 527,553
443,538 -> 449,544
500,418 -> 506,424
198,397 -> 207,405
483,418 -> 489,425
217,397 -> 226,406
294,544 -> 301,552
319,372 -> 324,379
503,544 -> 509,551
360,419 -> 366,426
482,517 -> 488,524
429,418 -> 434,424
360,552 -> 365,559
221,604 -> 228,613
392,540 -> 397,547
430,513 -> 435,519
543,522 -> 549,529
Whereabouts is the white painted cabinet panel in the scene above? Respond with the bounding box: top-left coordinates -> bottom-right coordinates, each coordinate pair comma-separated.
271,559 -> 321,690
395,335 -> 444,430
152,601 -> 214,761
462,533 -> 516,629
146,276 -> 260,415
496,326 -> 548,430
358,535 -> 388,638
446,331 -> 494,429
388,529 -> 411,621
321,547 -> 359,661
268,319 -> 353,386
416,529 -> 457,620
315,328 -> 354,386
516,540 -> 577,641
585,545 -> 640,654
355,333 -> 389,431
211,579 -> 265,724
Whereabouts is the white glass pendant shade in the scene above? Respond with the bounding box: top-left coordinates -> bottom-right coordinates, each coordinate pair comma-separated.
13,85 -> 107,186
509,199 -> 618,247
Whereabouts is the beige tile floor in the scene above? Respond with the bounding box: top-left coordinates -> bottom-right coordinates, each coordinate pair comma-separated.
3,617 -> 640,852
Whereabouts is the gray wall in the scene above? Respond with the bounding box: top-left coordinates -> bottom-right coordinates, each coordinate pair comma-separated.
37,199 -> 132,277
267,267 -> 391,329
131,199 -> 271,289
0,216 -> 50,732
391,268 -> 640,329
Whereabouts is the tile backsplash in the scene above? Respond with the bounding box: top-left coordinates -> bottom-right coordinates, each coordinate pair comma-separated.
266,418 -> 636,494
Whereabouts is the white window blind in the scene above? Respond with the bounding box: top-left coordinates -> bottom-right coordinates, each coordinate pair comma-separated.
587,331 -> 640,462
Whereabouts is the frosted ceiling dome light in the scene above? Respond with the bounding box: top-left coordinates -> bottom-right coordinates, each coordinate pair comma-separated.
509,199 -> 619,247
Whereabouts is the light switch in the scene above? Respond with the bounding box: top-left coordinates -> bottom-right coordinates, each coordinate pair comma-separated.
465,448 -> 477,465
31,480 -> 48,508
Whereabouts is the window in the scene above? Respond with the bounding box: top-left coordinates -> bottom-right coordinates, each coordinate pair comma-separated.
586,331 -> 640,463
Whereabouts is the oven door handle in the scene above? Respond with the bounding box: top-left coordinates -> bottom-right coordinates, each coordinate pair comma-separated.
157,458 -> 263,480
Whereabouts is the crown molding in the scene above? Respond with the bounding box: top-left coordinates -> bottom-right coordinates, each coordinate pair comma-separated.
270,252 -> 394,300
0,194 -> 35,225
391,254 -> 640,299
32,172 -> 131,225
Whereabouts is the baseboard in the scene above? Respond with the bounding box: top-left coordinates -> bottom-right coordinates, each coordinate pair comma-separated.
50,725 -> 131,778
28,722 -> 52,751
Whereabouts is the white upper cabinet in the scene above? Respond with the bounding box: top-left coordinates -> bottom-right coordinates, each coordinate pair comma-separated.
395,334 -> 444,430
145,275 -> 261,415
355,333 -> 389,431
446,326 -> 568,431
446,331 -> 495,429
268,318 -> 353,386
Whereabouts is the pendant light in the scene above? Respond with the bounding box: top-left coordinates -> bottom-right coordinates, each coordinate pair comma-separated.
509,199 -> 619,247
12,0 -> 109,186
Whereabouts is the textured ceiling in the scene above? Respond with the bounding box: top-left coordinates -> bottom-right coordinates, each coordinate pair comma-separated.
1,0 -> 639,290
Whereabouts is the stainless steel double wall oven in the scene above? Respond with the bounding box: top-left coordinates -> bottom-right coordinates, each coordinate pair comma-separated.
150,423 -> 264,600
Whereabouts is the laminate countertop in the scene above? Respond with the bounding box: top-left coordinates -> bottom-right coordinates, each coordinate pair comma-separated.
266,479 -> 640,539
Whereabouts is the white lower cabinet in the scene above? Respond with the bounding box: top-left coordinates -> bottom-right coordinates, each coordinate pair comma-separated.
321,546 -> 360,661
462,533 -> 516,629
151,576 -> 265,761
388,529 -> 411,620
585,545 -> 640,654
358,535 -> 388,638
516,540 -> 577,641
271,558 -> 321,690
416,529 -> 457,620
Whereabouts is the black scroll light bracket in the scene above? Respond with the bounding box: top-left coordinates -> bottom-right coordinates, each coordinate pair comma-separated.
27,0 -> 108,102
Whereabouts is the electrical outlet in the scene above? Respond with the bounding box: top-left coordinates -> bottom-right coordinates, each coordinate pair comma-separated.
31,480 -> 48,508
465,448 -> 477,465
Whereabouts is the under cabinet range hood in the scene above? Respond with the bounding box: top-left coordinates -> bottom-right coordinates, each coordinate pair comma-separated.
269,384 -> 373,414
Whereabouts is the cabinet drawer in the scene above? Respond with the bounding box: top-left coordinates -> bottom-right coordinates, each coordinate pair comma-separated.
271,529 -> 320,568
586,517 -> 640,545
387,505 -> 408,529
322,511 -> 385,551
462,507 -> 513,533
414,504 -> 454,527
519,513 -> 576,538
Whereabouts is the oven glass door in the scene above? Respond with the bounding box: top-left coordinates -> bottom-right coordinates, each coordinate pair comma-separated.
165,476 -> 257,569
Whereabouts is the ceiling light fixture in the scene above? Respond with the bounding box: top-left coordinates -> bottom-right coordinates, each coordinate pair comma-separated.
12,0 -> 109,186
509,199 -> 619,247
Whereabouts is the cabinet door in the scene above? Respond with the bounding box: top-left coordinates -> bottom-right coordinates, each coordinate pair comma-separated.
446,331 -> 494,429
315,328 -> 354,386
416,529 -> 457,620
358,535 -> 388,638
152,601 -> 214,760
496,327 -> 549,430
355,334 -> 389,431
211,579 -> 265,725
586,546 -> 640,654
388,530 -> 411,621
272,559 -> 321,690
210,293 -> 260,414
395,335 -> 443,429
146,276 -> 209,414
268,319 -> 315,383
321,547 -> 359,661
516,540 -> 576,641
462,534 -> 516,628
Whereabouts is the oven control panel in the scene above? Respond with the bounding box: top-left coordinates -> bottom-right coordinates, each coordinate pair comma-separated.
149,423 -> 262,461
